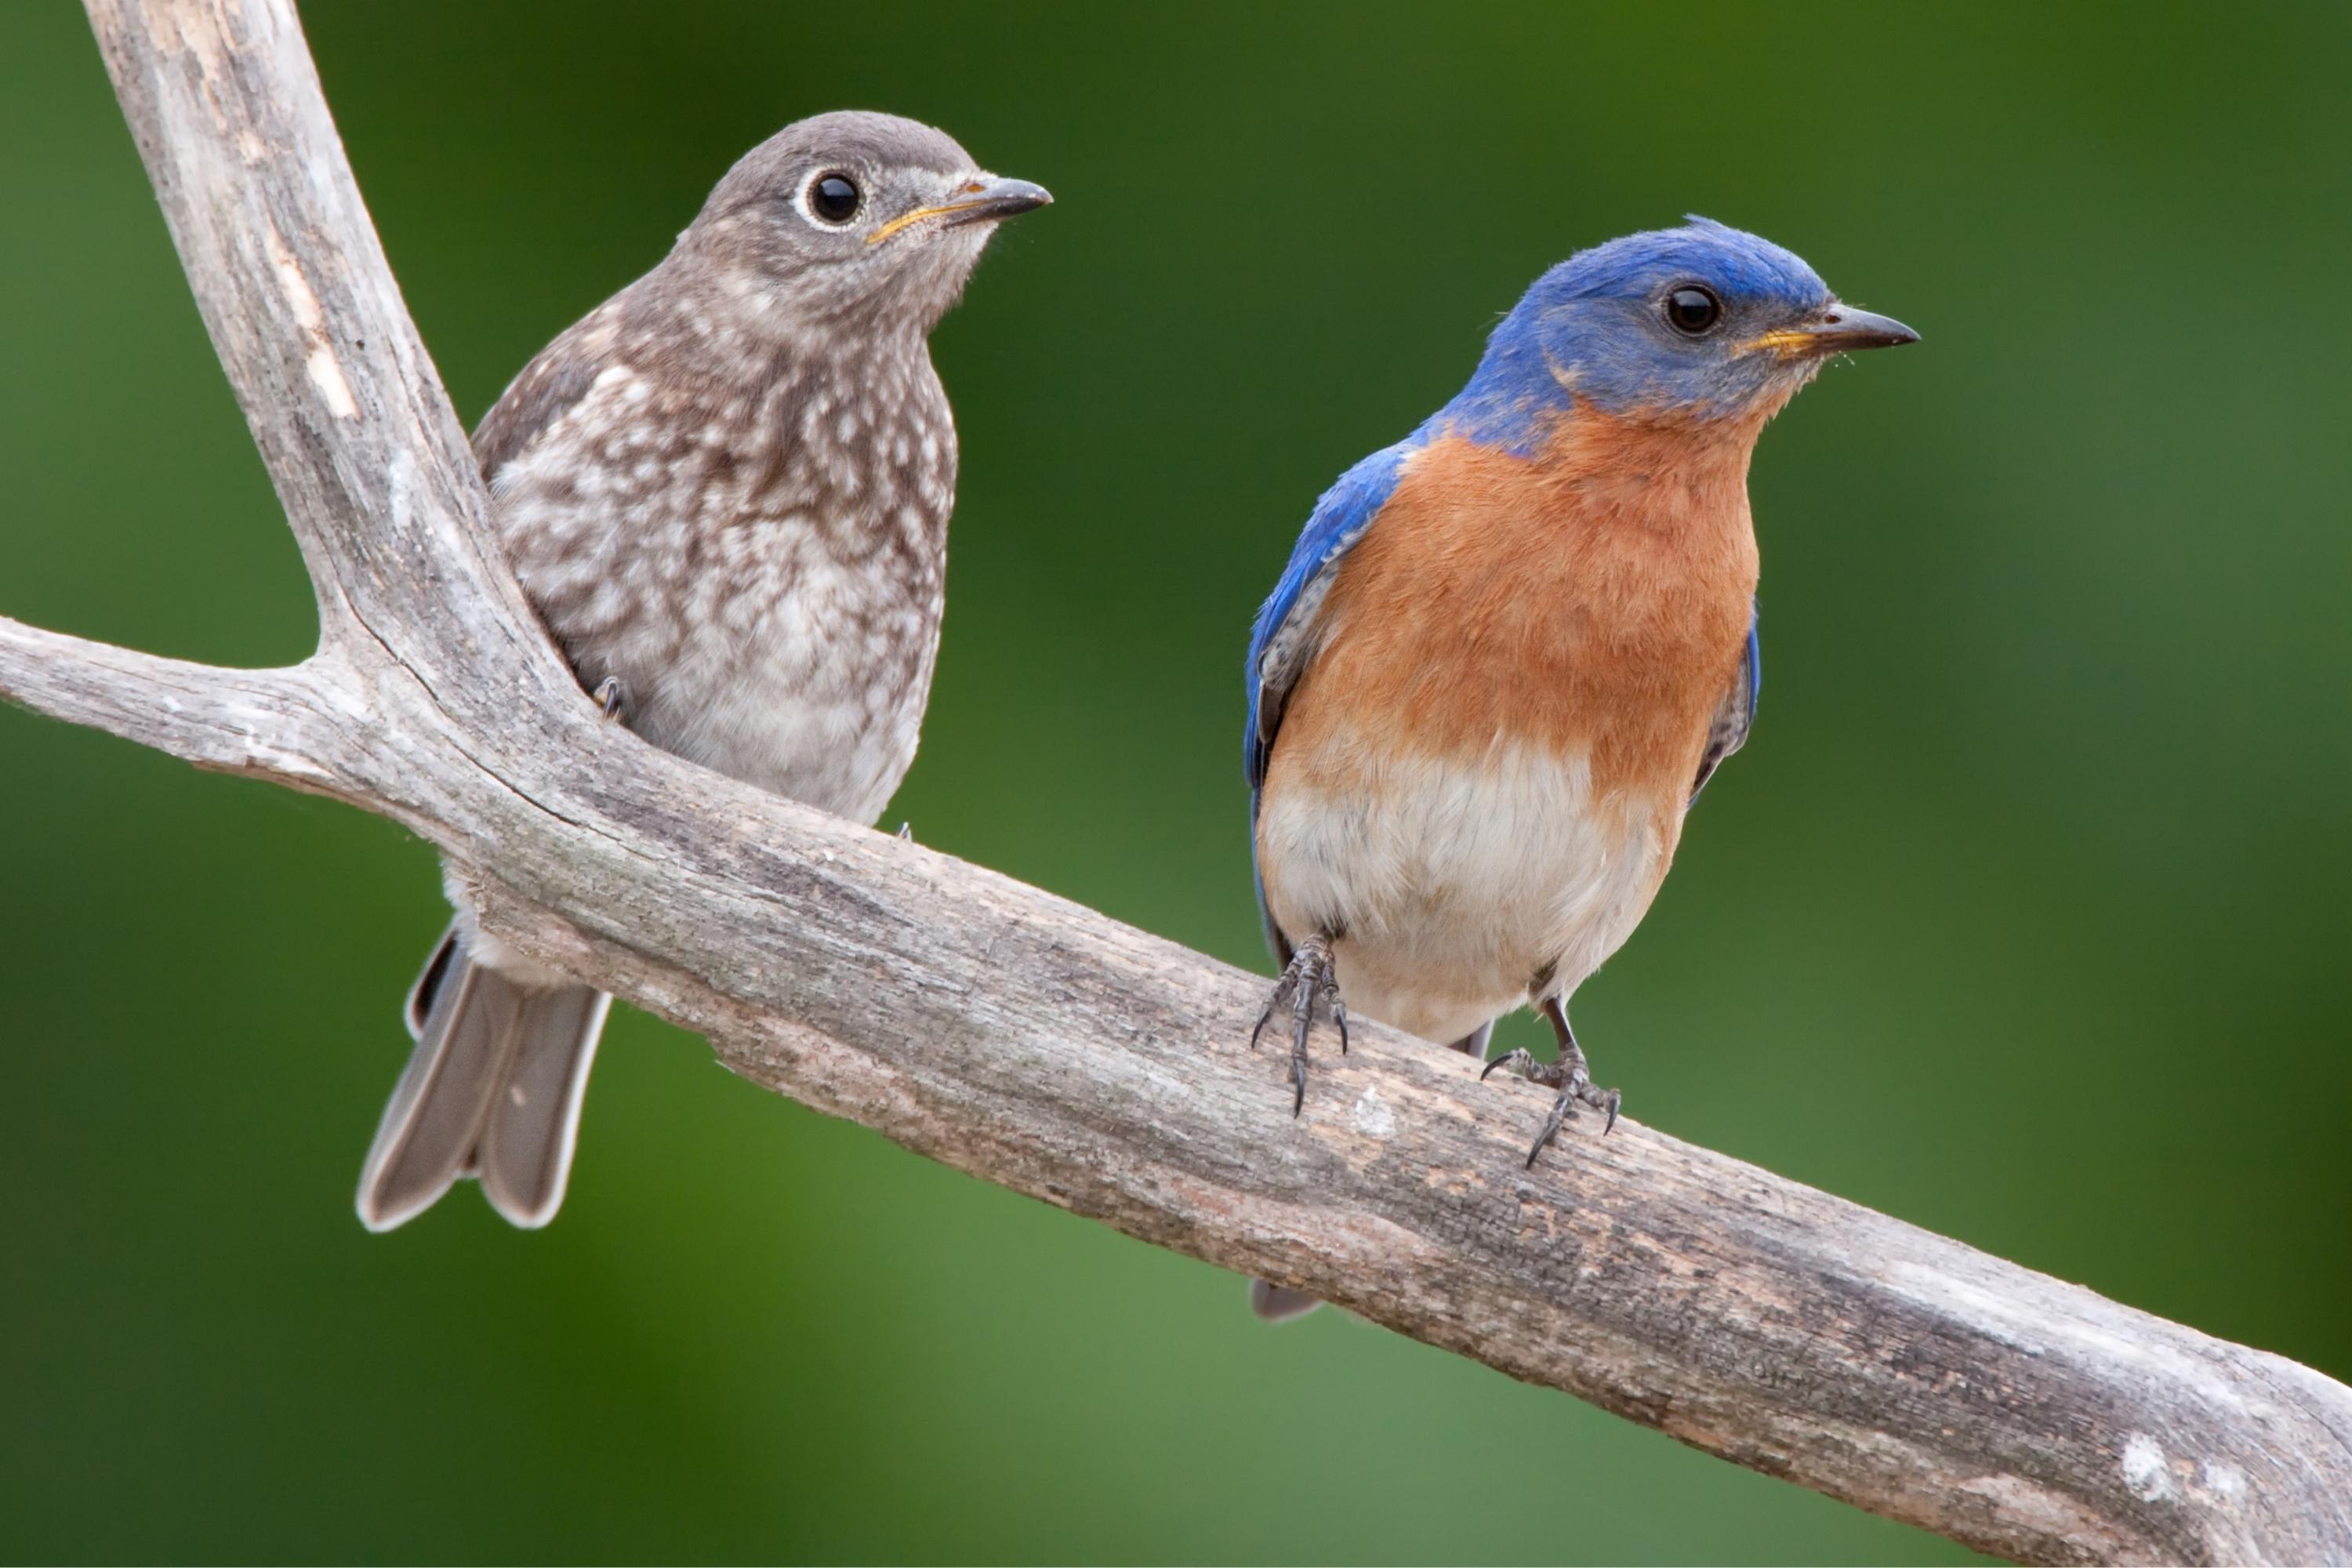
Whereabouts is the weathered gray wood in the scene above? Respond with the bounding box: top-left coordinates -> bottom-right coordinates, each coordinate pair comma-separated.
2,2 -> 2347,1562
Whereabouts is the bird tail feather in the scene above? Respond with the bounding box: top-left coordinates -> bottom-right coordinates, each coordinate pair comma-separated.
358,923 -> 608,1232
1249,1279 -> 1326,1323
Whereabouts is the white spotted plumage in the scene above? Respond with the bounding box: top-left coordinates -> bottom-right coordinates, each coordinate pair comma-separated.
491,329 -> 956,823
357,110 -> 1048,1233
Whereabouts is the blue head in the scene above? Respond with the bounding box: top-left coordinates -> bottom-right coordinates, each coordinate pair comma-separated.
1445,217 -> 1915,445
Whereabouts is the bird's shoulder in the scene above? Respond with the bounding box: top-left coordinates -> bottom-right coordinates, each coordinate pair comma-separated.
470,292 -> 644,482
472,262 -> 799,476
1244,430 -> 1428,789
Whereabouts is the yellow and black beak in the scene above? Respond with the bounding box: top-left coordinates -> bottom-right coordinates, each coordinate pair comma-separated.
1747,304 -> 1919,358
866,176 -> 1053,245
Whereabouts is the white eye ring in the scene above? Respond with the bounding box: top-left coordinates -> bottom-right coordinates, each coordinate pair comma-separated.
803,171 -> 862,226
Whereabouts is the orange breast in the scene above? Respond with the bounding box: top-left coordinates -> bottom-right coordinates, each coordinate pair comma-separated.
1276,408 -> 1762,805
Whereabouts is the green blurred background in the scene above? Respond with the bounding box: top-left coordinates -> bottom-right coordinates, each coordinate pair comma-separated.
5,2 -> 2348,1562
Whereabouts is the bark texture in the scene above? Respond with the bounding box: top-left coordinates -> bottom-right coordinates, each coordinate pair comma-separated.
3,3 -> 2348,1562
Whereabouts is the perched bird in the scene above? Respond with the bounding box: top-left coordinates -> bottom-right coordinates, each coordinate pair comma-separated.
1241,220 -> 1913,1312
357,111 -> 1049,1232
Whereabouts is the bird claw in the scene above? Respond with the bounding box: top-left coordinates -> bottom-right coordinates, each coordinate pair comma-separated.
1477,1047 -> 1530,1083
1480,1041 -> 1621,1167
1250,934 -> 1345,1116
593,676 -> 628,722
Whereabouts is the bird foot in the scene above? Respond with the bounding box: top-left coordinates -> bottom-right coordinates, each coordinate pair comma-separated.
1250,932 -> 1347,1116
593,676 -> 629,723
1480,1047 -> 1621,1168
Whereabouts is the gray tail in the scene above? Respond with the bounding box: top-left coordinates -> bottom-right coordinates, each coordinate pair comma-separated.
1248,1279 -> 1326,1323
1248,1019 -> 1494,1323
356,924 -> 610,1232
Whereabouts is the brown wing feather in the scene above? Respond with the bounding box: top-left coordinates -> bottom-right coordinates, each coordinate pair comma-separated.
470,300 -> 626,480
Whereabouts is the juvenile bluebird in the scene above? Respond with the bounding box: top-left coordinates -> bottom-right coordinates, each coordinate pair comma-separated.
1243,220 -> 1912,1284
357,111 -> 1048,1232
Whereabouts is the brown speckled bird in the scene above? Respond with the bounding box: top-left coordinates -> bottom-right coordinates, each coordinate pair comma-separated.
357,111 -> 1049,1232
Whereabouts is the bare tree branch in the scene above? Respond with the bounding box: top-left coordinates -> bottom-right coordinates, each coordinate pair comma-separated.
0,614 -> 340,789
82,0 -> 569,714
5,2 -> 2347,1561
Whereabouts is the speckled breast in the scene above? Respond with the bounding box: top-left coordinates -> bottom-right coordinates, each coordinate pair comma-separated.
491,337 -> 959,825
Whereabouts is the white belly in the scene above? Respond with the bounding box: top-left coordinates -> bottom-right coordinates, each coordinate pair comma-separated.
1256,736 -> 1677,1044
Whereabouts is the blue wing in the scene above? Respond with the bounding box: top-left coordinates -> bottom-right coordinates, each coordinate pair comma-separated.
1690,603 -> 1760,804
1244,437 -> 1421,792
1243,435 -> 1422,959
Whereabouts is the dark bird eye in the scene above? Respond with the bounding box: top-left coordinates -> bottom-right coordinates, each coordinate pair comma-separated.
808,173 -> 862,224
1664,285 -> 1723,336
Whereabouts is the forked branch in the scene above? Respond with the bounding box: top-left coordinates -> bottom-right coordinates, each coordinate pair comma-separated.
4,3 -> 2348,1562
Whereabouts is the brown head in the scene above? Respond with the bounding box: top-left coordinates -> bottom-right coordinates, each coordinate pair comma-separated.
672,110 -> 1049,336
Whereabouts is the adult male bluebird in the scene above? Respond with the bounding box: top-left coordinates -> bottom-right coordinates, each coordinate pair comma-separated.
357,111 -> 1048,1232
1243,220 -> 1913,1309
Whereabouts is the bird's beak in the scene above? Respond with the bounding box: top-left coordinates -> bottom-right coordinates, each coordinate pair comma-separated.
866,176 -> 1053,245
1745,303 -> 1920,359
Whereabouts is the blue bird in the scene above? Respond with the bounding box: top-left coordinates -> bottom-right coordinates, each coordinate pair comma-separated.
1241,220 -> 1915,1314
